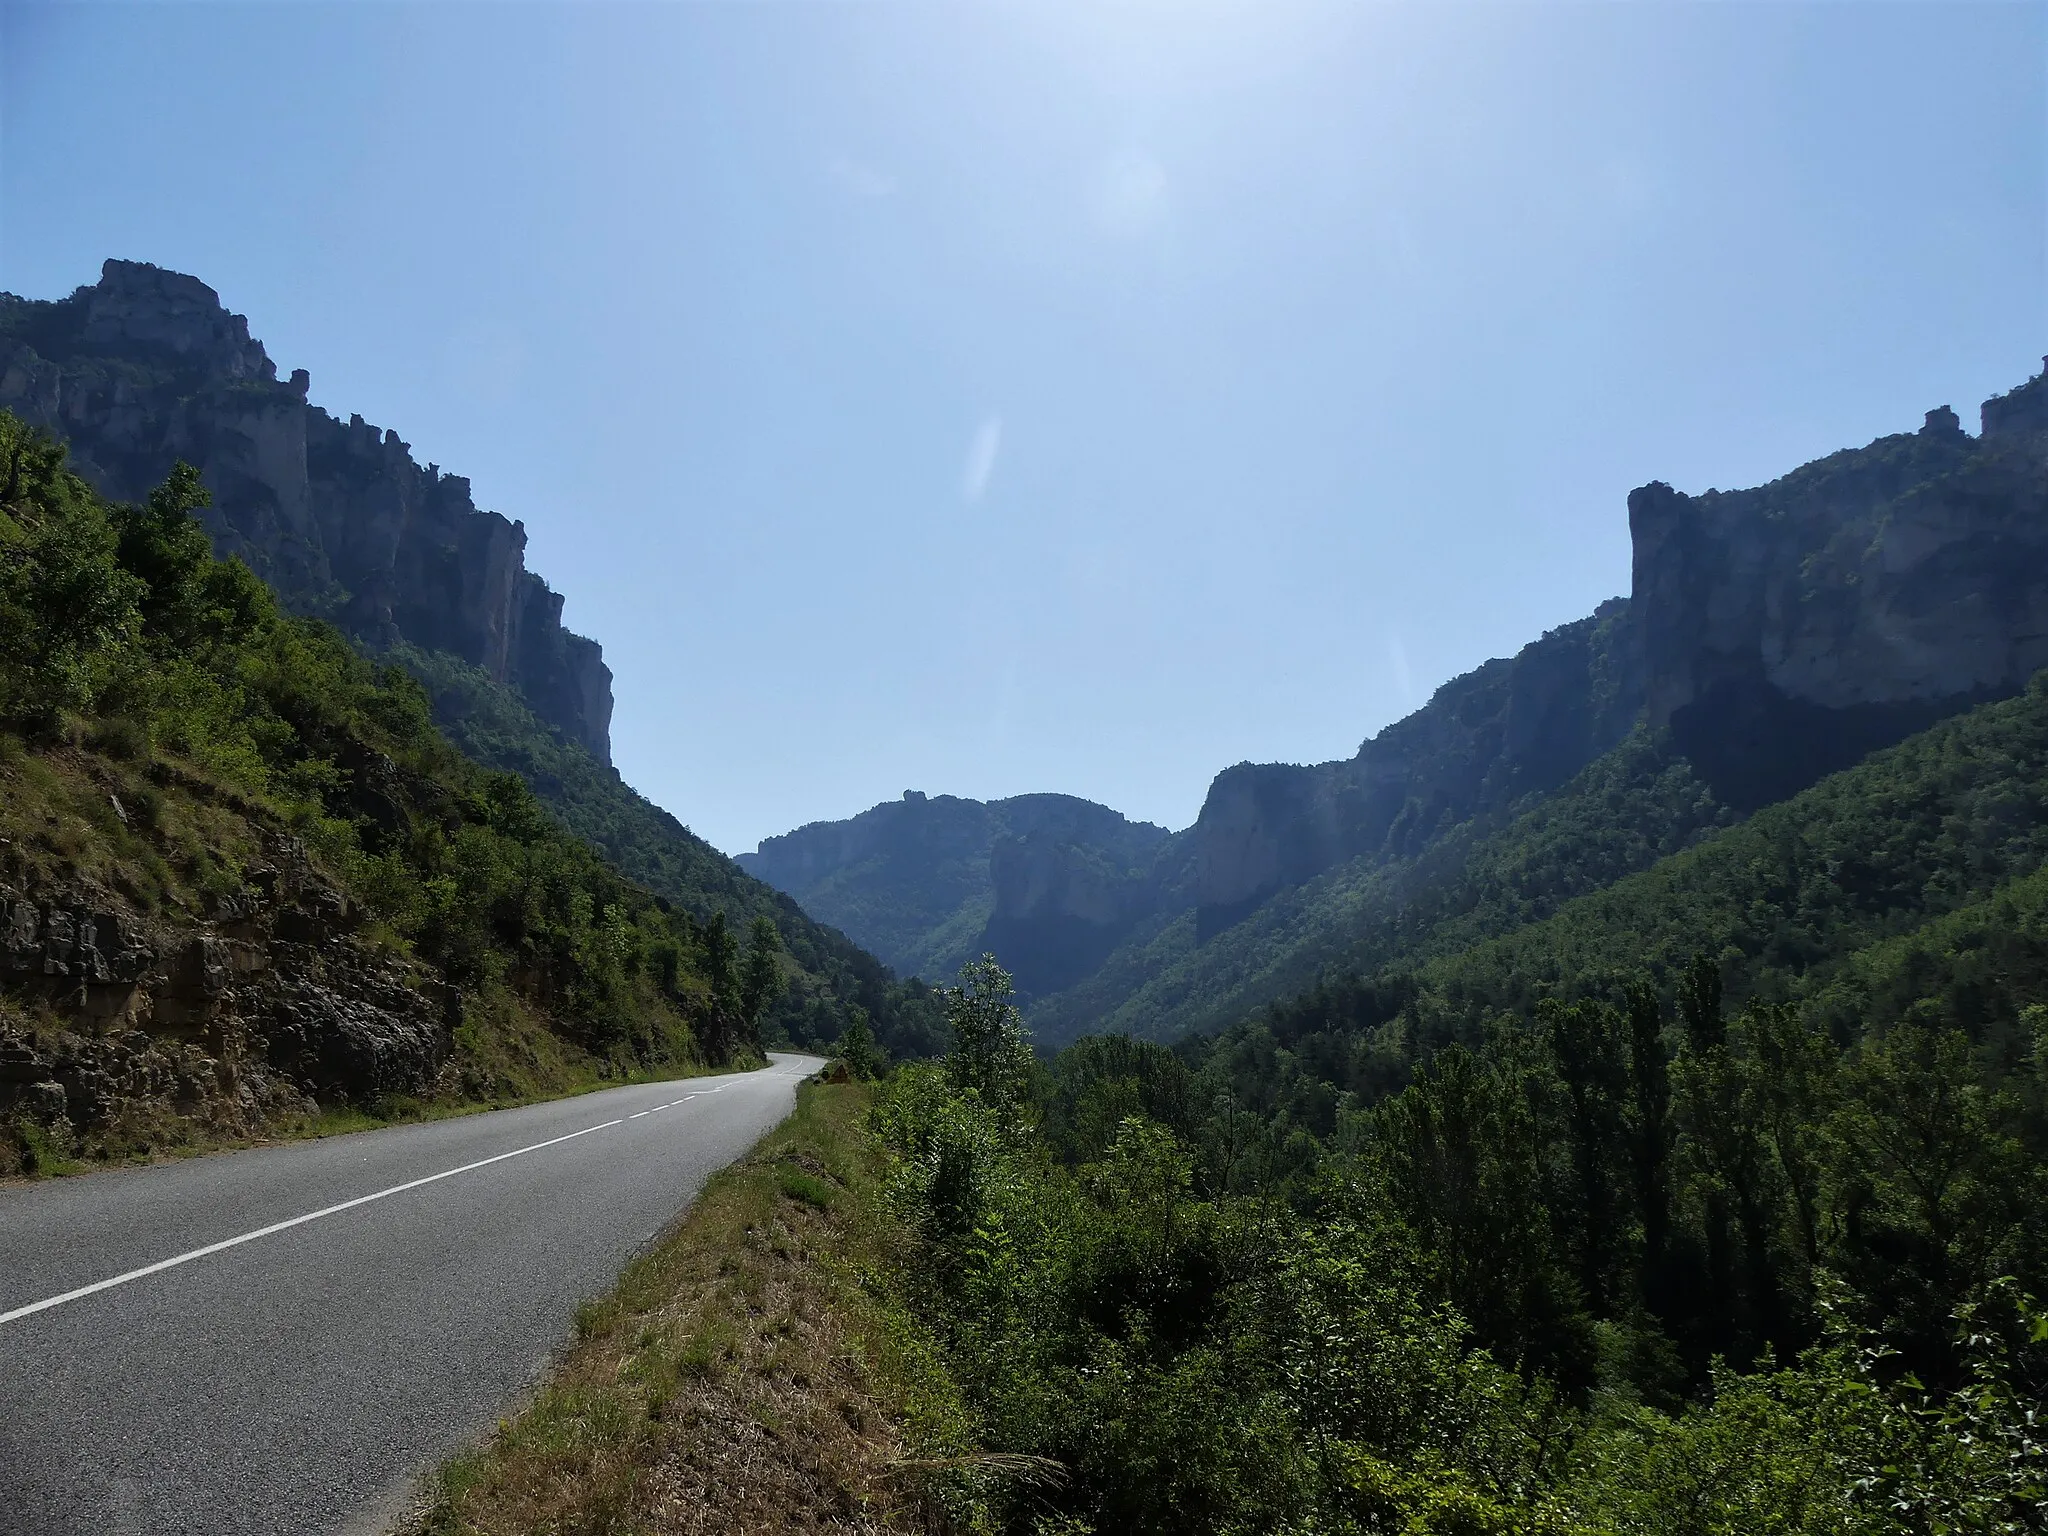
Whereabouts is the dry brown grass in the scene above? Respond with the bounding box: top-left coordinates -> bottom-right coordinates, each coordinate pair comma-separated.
413,1080 -> 972,1536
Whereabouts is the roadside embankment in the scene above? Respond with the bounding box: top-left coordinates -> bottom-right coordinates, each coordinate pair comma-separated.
413,1078 -> 974,1535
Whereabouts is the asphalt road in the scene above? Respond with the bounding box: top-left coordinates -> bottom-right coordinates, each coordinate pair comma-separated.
0,1052 -> 823,1536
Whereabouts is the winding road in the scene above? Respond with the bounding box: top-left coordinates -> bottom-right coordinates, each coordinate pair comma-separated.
0,1052 -> 822,1536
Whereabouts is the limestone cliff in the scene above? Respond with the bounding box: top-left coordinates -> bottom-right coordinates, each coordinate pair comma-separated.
1629,367 -> 2048,807
1193,600 -> 1644,936
1186,364 -> 2048,931
741,791 -> 1171,992
0,260 -> 614,761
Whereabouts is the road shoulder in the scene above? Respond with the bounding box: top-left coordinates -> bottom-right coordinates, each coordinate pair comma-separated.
406,1077 -> 971,1534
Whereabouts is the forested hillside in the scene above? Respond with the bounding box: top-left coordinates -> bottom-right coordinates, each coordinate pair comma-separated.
0,260 -> 944,1066
851,762 -> 2048,1530
739,789 -> 1171,988
0,415 -> 834,1170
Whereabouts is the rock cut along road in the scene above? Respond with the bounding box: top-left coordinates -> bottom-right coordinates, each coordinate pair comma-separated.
0,1053 -> 822,1536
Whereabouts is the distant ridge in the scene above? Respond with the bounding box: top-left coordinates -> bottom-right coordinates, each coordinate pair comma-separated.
750,362 -> 2048,1046
740,791 -> 1170,992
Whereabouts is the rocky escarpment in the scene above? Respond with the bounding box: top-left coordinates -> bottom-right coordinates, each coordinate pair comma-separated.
0,837 -> 448,1161
982,801 -> 1173,995
1632,366 -> 2048,808
1188,365 -> 2048,930
742,791 -> 1171,991
751,363 -> 2048,1043
0,260 -> 613,761
1194,600 -> 1643,936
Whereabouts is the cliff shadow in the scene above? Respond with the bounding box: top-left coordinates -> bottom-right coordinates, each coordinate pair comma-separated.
1670,669 -> 2011,814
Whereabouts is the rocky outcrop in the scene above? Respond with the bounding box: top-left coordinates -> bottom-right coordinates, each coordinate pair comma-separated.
1631,366 -> 2048,807
1186,365 -> 2048,928
0,260 -> 613,762
1193,600 -> 1644,936
0,840 -> 449,1152
981,803 -> 1171,995
742,791 -> 1171,991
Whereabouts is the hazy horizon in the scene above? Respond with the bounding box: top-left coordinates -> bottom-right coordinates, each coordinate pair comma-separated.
4,1 -> 2042,853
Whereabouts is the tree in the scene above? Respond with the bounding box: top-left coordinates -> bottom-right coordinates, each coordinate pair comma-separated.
837,1007 -> 885,1080
1373,1043 -> 1596,1393
738,915 -> 785,1051
1829,1021 -> 2035,1376
698,910 -> 741,1062
1677,951 -> 1724,1054
944,955 -> 1034,1114
1623,979 -> 1677,1319
1740,1001 -> 1835,1271
0,416 -> 140,726
1542,997 -> 1632,1312
1673,1028 -> 1788,1371
113,461 -> 216,640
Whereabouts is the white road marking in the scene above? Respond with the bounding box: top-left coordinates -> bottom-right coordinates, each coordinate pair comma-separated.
0,1117 -> 627,1328
629,1112 -> 649,1120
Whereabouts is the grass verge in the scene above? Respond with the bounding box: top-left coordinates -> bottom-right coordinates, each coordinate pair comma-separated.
411,1077 -> 974,1535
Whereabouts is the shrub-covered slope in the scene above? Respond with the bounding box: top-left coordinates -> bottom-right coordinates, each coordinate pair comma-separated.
391,646 -> 945,1061
0,415 -> 793,1169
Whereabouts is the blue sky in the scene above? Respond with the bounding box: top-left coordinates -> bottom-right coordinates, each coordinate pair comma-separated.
3,2 -> 2043,854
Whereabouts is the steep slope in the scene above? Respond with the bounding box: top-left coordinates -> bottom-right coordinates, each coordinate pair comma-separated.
1016,368 -> 2048,1043
1026,727 -> 1735,1044
0,260 -> 611,759
1182,667 -> 2048,1173
0,260 -> 942,1062
1409,673 -> 2048,1038
738,791 -> 1170,991
0,419 -> 748,1170
401,646 -> 945,1058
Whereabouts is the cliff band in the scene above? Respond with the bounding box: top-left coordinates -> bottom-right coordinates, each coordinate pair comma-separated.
0,260 -> 614,761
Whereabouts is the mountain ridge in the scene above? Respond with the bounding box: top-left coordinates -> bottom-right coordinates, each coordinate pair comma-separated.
743,363 -> 2048,1045
739,790 -> 1170,990
0,259 -> 944,1064
0,259 -> 615,762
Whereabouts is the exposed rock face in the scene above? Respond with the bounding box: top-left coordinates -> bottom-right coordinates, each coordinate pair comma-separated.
0,839 -> 449,1146
1632,366 -> 2048,807
1187,367 -> 2048,927
982,802 -> 1171,995
741,790 -> 1171,992
746,363 -> 2048,1038
0,260 -> 613,762
1193,601 -> 1644,936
